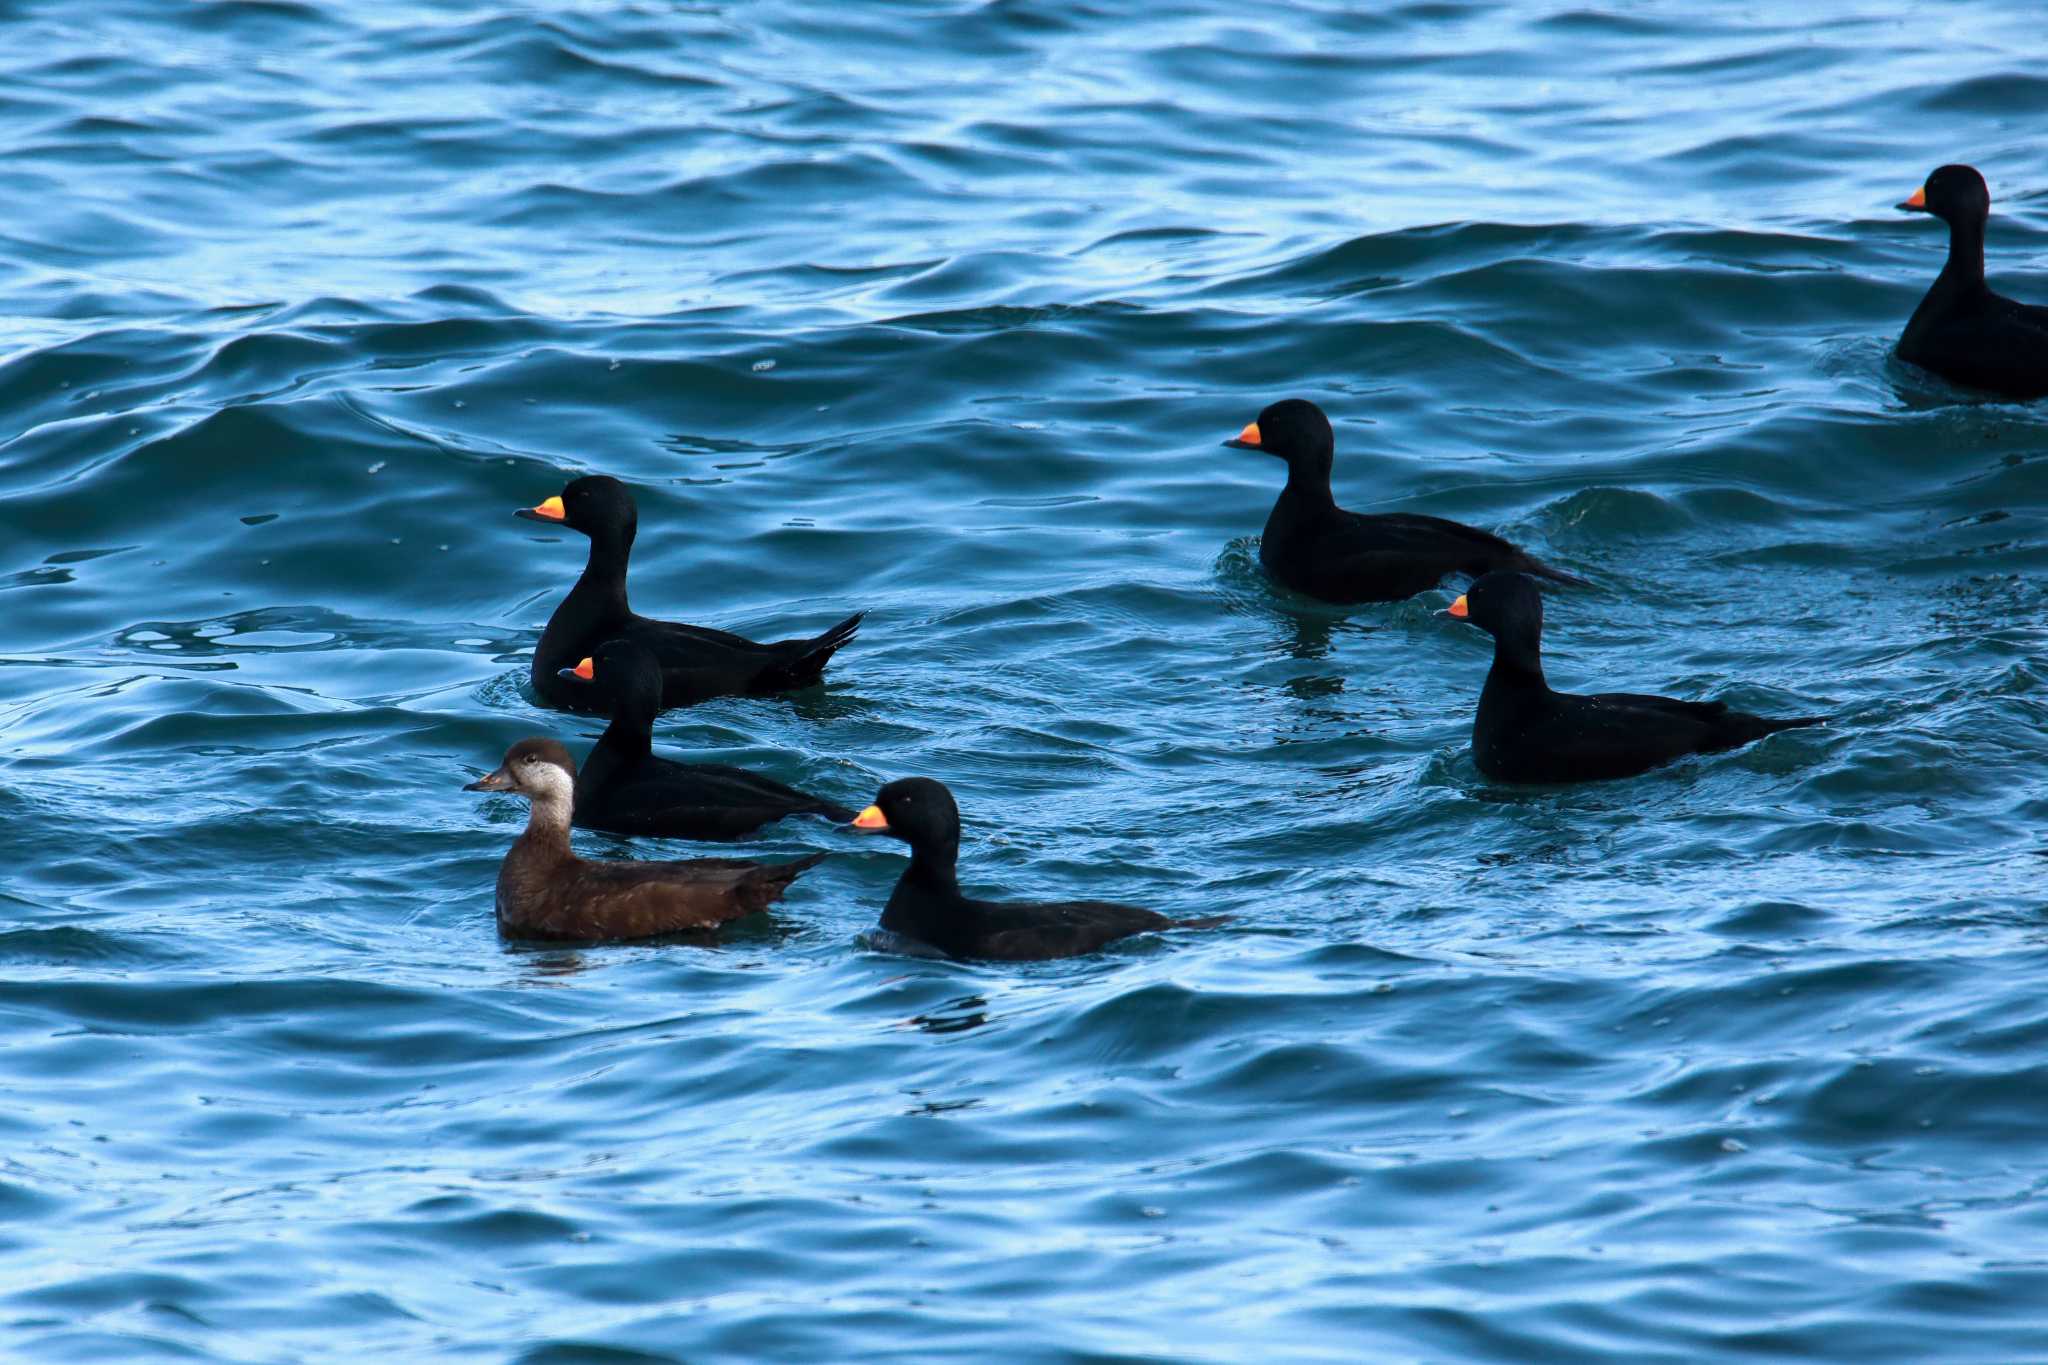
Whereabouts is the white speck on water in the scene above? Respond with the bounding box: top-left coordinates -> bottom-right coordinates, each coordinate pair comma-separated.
366,461 -> 385,474
752,359 -> 776,372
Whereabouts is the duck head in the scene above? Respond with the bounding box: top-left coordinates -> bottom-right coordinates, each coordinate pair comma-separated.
1898,164 -> 1990,226
515,474 -> 639,546
465,737 -> 579,806
556,637 -> 663,716
1446,570 -> 1546,672
851,777 -> 962,867
1224,398 -> 1335,483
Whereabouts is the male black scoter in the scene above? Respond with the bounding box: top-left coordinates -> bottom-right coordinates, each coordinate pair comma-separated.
517,474 -> 863,712
1225,398 -> 1586,603
557,637 -> 854,840
1896,164 -> 2048,399
849,776 -> 1226,961
465,738 -> 824,941
1447,571 -> 1827,783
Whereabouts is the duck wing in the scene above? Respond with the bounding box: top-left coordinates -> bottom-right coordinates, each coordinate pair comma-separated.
506,852 -> 826,942
1909,300 -> 2048,398
961,897 -> 1181,961
1303,513 -> 1584,600
1525,691 -> 1823,780
581,758 -> 853,840
624,610 -> 864,703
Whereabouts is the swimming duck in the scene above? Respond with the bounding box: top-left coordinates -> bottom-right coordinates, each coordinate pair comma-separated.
1447,571 -> 1827,783
1225,398 -> 1586,603
1896,164 -> 2048,399
465,738 -> 824,941
556,637 -> 855,840
517,474 -> 863,712
849,777 -> 1227,961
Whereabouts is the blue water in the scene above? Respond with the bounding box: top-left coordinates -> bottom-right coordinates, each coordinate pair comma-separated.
6,2 -> 2048,1359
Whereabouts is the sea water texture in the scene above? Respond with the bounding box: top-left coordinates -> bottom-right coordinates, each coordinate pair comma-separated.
4,2 -> 2048,1361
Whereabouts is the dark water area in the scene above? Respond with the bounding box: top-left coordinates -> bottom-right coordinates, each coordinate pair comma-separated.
5,1 -> 2048,1359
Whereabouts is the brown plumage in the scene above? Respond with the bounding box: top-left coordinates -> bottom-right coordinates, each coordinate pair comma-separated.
464,738 -> 825,942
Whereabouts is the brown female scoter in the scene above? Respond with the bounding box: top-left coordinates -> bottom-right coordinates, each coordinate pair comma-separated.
465,738 -> 824,942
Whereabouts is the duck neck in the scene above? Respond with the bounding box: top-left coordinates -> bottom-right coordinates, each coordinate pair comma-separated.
594,691 -> 656,765
1487,625 -> 1547,689
1938,213 -> 1986,291
905,839 -> 961,895
571,525 -> 635,614
516,791 -> 576,859
1278,461 -> 1338,518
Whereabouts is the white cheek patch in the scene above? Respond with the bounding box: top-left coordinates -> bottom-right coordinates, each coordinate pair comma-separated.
526,762 -> 576,803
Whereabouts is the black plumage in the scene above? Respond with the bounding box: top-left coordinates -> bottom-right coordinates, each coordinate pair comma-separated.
517,474 -> 863,712
1225,398 -> 1586,603
1449,572 -> 1828,784
850,777 -> 1227,962
1896,164 -> 2048,400
558,637 -> 854,841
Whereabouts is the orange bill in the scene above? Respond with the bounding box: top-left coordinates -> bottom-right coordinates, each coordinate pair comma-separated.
851,805 -> 889,831
569,657 -> 594,681
528,495 -> 565,521
1901,186 -> 1926,209
1447,594 -> 1469,618
1236,421 -> 1261,446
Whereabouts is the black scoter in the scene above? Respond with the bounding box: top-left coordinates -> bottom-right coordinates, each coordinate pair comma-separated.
1896,164 -> 2048,400
1447,571 -> 1827,783
556,637 -> 855,840
1225,398 -> 1586,603
849,776 -> 1226,961
517,474 -> 863,712
465,738 -> 824,941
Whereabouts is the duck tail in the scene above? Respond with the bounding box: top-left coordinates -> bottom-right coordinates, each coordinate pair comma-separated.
1170,913 -> 1233,931
760,610 -> 865,690
737,851 -> 829,911
1758,714 -> 1831,734
1520,553 -> 1592,588
808,799 -> 858,824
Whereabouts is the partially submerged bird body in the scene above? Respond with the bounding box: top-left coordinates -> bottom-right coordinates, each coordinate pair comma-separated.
465,738 -> 823,942
1265,500 -> 1572,605
1896,164 -> 2048,400
1228,398 -> 1585,604
1452,572 -> 1827,784
850,777 -> 1226,962
882,873 -> 1199,963
563,638 -> 855,841
1473,674 -> 1825,784
519,475 -> 862,712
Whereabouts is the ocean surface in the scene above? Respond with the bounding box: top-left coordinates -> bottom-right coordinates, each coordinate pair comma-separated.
5,2 -> 2048,1359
